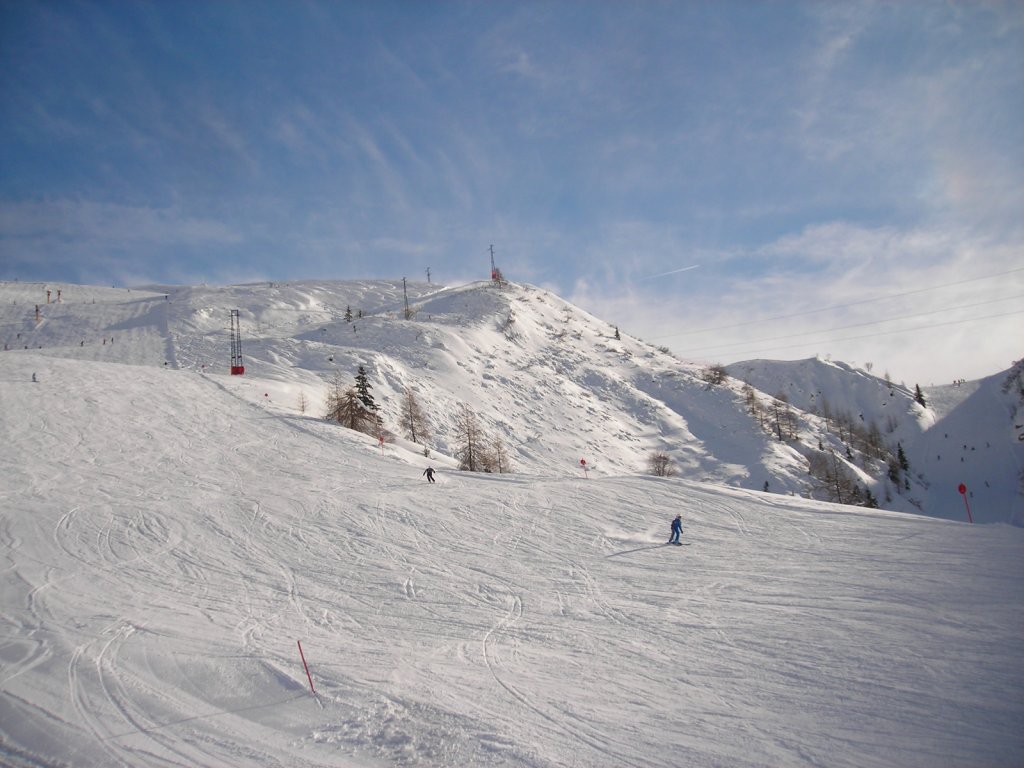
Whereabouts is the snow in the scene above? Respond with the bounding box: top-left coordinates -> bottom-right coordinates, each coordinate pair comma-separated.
2,279 -> 1023,767
728,357 -> 1024,525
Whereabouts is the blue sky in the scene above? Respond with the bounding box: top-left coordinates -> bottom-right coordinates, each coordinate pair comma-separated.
1,0 -> 1021,384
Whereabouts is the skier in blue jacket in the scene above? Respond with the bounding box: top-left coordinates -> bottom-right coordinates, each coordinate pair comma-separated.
668,514 -> 682,544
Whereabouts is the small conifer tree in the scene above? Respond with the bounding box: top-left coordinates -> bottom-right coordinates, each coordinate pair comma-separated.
914,384 -> 927,407
355,366 -> 378,412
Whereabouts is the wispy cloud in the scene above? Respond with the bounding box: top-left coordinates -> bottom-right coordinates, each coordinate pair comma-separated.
572,220 -> 1023,384
637,265 -> 701,281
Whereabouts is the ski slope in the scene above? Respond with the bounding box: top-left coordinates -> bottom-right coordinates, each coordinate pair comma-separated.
2,309 -> 1024,766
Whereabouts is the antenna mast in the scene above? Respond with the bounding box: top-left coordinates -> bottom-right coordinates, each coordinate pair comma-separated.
489,244 -> 505,284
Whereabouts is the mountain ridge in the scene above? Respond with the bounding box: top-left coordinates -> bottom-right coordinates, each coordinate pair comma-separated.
2,278 -> 1020,525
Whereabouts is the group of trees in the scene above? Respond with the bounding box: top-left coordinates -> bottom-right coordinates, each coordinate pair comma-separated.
736,379 -> 904,509
802,392 -> 922,507
741,382 -> 800,442
325,366 -> 383,437
806,449 -> 879,507
886,443 -> 911,493
818,400 -> 889,463
323,366 -> 511,473
452,403 -> 512,473
648,451 -> 676,477
700,363 -> 729,387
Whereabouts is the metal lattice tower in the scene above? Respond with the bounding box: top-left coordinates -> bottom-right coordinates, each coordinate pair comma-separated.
230,309 -> 245,375
489,244 -> 505,284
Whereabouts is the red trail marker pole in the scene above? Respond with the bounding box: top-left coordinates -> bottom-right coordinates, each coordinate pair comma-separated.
958,483 -> 973,524
297,640 -> 315,693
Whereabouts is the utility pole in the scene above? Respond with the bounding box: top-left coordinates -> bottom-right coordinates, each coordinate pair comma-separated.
402,277 -> 411,320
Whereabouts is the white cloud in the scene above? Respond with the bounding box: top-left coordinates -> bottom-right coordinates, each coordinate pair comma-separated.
570,220 -> 1024,385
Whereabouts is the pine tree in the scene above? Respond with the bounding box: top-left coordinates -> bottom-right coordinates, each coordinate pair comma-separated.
897,443 -> 909,471
355,366 -> 378,412
887,457 -> 902,487
914,384 -> 927,407
341,389 -> 376,433
325,373 -> 376,434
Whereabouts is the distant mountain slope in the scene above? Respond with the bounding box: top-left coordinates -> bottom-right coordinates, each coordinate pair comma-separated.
906,363 -> 1024,525
2,279 -> 1020,524
727,357 -> 1024,524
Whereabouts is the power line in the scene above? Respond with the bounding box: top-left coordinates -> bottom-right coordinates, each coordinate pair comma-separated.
684,308 -> 1024,361
673,293 -> 1024,355
649,266 -> 1024,341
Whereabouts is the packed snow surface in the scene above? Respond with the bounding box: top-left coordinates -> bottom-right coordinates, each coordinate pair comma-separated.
1,280 -> 1022,767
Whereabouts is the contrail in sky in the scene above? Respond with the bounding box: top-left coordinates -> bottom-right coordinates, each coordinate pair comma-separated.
638,264 -> 701,280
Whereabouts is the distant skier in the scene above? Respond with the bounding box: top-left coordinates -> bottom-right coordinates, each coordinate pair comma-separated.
31,372 -> 37,383
668,514 -> 682,545
422,467 -> 436,484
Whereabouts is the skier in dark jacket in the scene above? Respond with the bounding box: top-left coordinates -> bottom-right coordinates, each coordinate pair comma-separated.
422,467 -> 436,483
668,514 -> 682,544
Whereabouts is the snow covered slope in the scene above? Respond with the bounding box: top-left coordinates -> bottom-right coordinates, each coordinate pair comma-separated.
2,280 -> 816,489
906,366 -> 1024,525
3,278 -> 1021,522
1,349 -> 1023,767
727,357 -> 1024,525
1,279 -> 1023,766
